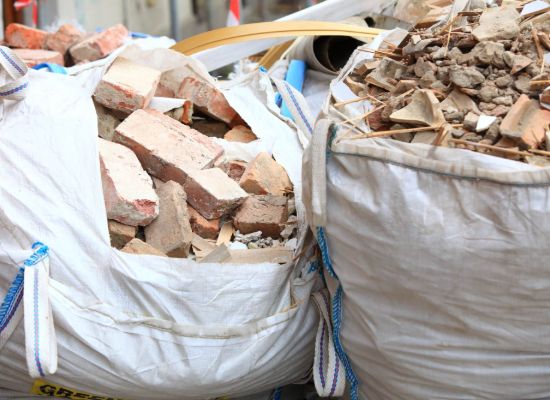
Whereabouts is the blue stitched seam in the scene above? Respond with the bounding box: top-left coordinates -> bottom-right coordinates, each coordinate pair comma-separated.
0,82 -> 28,96
283,82 -> 313,134
0,47 -> 25,75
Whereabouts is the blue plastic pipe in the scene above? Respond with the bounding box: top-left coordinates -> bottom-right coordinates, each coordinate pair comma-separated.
280,59 -> 307,120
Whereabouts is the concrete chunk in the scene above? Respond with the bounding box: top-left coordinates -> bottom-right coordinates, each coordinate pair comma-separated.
94,57 -> 161,113
185,168 -> 248,219
233,195 -> 289,238
5,23 -> 48,49
472,6 -> 520,42
113,109 -> 224,184
99,138 -> 159,226
70,24 -> 128,62
239,152 -> 293,196
145,181 -> 192,257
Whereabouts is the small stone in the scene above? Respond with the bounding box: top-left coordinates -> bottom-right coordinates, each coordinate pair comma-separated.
108,220 -> 136,249
463,112 -> 480,131
478,84 -> 499,102
185,168 -> 248,219
224,125 -> 257,143
514,74 -> 534,94
94,57 -> 161,114
414,57 -> 437,78
145,181 -> 193,257
492,96 -> 514,106
441,89 -> 480,114
240,152 -> 293,196
233,195 -> 289,238
450,66 -> 485,88
510,54 -> 533,74
70,24 -> 128,62
470,41 -> 505,66
5,23 -> 48,49
121,238 -> 166,256
495,75 -> 512,88
487,105 -> 510,117
447,47 -> 463,60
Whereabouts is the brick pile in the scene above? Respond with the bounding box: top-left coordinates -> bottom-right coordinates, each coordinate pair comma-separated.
2,23 -> 128,67
92,55 -> 296,262
343,3 -> 550,165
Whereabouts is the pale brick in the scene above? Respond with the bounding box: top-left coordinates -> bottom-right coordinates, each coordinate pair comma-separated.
500,94 -> 550,149
12,49 -> 64,67
239,152 -> 292,196
108,220 -> 136,249
122,238 -> 166,256
45,24 -> 83,55
70,24 -> 128,62
233,195 -> 288,238
94,57 -> 161,113
99,138 -> 159,226
95,102 -> 120,141
5,23 -> 48,49
178,76 -> 240,125
145,181 -> 192,257
188,205 -> 220,240
224,125 -> 257,143
185,168 -> 248,219
113,109 -> 224,184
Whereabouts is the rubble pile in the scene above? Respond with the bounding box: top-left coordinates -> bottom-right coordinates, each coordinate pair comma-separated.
344,2 -> 550,165
1,22 -> 128,67
95,56 -> 297,263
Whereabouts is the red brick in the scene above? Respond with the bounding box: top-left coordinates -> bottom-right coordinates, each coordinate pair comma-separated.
45,24 -> 83,55
500,94 -> 550,149
178,76 -> 240,125
12,49 -> 64,67
5,23 -> 48,49
122,238 -> 166,256
94,57 -> 161,113
239,152 -> 292,196
185,168 -> 248,219
219,160 -> 247,181
188,205 -> 220,239
233,195 -> 288,238
108,220 -> 136,249
70,24 -> 128,62
145,181 -> 192,257
165,100 -> 193,124
114,109 -> 223,184
99,138 -> 159,226
224,125 -> 257,143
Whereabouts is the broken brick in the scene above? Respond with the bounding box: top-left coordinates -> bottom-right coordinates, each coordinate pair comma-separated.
165,100 -> 193,125
219,160 -> 247,182
12,49 -> 64,67
188,205 -> 221,240
121,238 -> 166,256
5,23 -> 48,49
224,125 -> 257,143
94,57 -> 161,113
45,24 -> 83,55
185,168 -> 248,219
113,109 -> 223,184
500,94 -> 550,149
233,195 -> 289,238
108,220 -> 136,249
145,181 -> 193,257
178,76 -> 240,125
99,138 -> 159,226
239,152 -> 292,196
70,24 -> 128,62
95,102 -> 120,141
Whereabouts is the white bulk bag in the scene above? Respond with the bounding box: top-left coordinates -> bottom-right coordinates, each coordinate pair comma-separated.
302,34 -> 550,400
0,43 -> 320,400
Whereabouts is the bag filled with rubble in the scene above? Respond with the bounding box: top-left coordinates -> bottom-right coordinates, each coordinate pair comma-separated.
0,38 -> 320,399
303,2 -> 550,399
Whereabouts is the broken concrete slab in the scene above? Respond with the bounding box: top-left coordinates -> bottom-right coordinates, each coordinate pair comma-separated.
239,152 -> 293,196
98,138 -> 159,226
500,94 -> 550,149
185,168 -> 248,219
233,195 -> 289,238
94,57 -> 161,114
145,180 -> 193,257
113,109 -> 224,185
390,89 -> 446,127
472,6 -> 520,42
